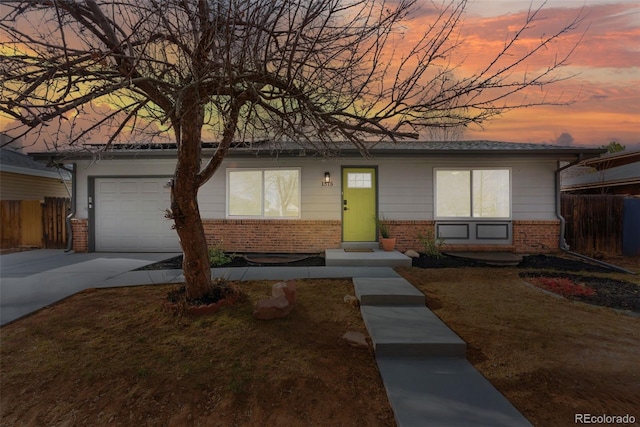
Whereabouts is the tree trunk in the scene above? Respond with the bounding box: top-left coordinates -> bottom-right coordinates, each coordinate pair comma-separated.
171,106 -> 212,300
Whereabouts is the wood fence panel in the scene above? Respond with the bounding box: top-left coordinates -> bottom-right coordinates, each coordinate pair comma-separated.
0,200 -> 21,249
43,197 -> 70,249
561,194 -> 625,256
20,200 -> 43,247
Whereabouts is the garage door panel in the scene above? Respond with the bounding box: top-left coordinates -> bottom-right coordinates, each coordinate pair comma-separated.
95,177 -> 180,252
120,181 -> 140,193
142,181 -> 162,193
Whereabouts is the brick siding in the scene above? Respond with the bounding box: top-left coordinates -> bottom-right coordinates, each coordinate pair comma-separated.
71,218 -> 88,253
70,217 -> 560,254
512,220 -> 560,253
385,220 -> 559,254
203,219 -> 342,253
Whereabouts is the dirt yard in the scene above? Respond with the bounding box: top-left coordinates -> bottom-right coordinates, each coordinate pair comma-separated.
399,265 -> 640,427
1,257 -> 639,426
1,280 -> 394,426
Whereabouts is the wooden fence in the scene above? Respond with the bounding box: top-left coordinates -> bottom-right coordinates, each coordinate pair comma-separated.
561,194 -> 625,256
0,197 -> 70,249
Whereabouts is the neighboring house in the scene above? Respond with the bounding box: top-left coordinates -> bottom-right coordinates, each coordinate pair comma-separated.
1,147 -> 71,200
561,149 -> 640,195
32,141 -> 604,253
1,146 -> 71,249
560,149 -> 640,257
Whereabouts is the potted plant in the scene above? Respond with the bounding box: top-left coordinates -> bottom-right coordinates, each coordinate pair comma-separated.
374,215 -> 396,251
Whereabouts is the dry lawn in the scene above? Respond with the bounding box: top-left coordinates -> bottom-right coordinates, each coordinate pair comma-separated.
2,261 -> 639,427
398,265 -> 640,427
0,280 -> 394,426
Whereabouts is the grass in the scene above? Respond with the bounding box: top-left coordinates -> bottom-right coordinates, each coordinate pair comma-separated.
2,260 -> 639,426
0,280 -> 394,426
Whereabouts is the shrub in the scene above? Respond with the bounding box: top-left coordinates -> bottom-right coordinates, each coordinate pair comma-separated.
373,215 -> 391,238
417,230 -> 445,258
208,243 -> 234,267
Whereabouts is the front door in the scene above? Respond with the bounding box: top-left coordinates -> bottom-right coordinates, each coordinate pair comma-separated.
342,167 -> 377,242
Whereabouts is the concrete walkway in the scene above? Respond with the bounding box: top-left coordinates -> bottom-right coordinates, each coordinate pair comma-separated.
353,276 -> 532,427
0,250 -> 399,325
0,250 -> 181,325
1,250 -> 532,426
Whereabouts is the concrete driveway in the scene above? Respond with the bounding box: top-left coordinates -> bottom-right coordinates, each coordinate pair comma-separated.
0,250 -> 181,325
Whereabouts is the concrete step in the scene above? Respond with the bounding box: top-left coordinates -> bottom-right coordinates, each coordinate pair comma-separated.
361,305 -> 467,357
325,248 -> 412,268
353,277 -> 425,306
376,356 -> 532,427
341,241 -> 379,250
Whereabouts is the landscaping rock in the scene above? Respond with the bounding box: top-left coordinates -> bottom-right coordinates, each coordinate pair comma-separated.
343,295 -> 359,307
272,280 -> 297,305
404,249 -> 420,258
342,331 -> 369,348
253,296 -> 294,320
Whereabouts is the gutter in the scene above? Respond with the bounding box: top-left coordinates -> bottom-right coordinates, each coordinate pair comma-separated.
555,158 -> 637,275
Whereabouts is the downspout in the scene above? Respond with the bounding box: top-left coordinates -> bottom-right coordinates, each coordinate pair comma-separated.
61,163 -> 77,253
556,158 -> 636,275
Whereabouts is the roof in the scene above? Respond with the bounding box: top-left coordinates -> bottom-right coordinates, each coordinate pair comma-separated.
29,140 -> 606,162
561,161 -> 640,193
580,149 -> 640,170
1,148 -> 71,180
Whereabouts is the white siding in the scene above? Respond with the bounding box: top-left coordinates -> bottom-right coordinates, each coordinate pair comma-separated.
71,155 -> 559,222
512,160 -> 557,220
378,160 -> 432,220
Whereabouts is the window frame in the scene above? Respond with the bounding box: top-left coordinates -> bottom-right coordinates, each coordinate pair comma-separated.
226,167 -> 302,219
434,167 -> 512,220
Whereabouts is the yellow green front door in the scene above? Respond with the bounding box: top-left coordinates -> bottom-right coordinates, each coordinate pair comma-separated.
342,167 -> 377,242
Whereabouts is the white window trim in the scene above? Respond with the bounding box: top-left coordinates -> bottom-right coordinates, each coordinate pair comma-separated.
434,167 -> 512,220
226,167 -> 302,219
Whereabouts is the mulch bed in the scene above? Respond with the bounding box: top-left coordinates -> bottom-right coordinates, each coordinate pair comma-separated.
519,272 -> 640,313
413,253 -> 639,314
136,253 -> 326,270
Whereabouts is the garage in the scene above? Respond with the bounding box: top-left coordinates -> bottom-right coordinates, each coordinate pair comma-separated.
93,177 -> 181,252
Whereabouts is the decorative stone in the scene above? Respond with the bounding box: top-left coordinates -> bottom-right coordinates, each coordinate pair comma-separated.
342,331 -> 369,348
404,249 -> 420,258
253,295 -> 294,320
343,295 -> 359,307
272,280 -> 297,305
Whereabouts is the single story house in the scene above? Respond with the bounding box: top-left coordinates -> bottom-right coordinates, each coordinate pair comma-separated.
32,140 -> 605,254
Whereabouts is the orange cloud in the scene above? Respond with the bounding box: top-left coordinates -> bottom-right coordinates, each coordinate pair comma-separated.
443,2 -> 640,146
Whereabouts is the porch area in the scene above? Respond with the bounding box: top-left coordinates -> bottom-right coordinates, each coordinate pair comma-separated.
325,246 -> 412,268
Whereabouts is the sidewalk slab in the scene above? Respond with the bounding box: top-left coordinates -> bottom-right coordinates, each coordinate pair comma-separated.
239,266 -> 310,281
361,305 -> 466,357
325,249 -> 412,268
211,267 -> 249,281
353,277 -> 425,306
308,266 -> 401,279
97,270 -> 183,287
376,356 -> 532,427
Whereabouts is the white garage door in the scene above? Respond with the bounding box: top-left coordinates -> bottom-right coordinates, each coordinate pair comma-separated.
95,177 -> 181,252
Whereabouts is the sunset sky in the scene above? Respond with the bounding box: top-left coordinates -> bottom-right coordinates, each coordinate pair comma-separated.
460,0 -> 639,147
1,0 -> 638,150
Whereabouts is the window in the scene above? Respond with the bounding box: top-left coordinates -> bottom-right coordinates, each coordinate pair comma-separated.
435,169 -> 510,218
347,172 -> 372,188
228,169 -> 300,218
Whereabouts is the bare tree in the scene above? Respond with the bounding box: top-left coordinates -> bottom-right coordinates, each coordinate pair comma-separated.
0,0 -> 584,300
